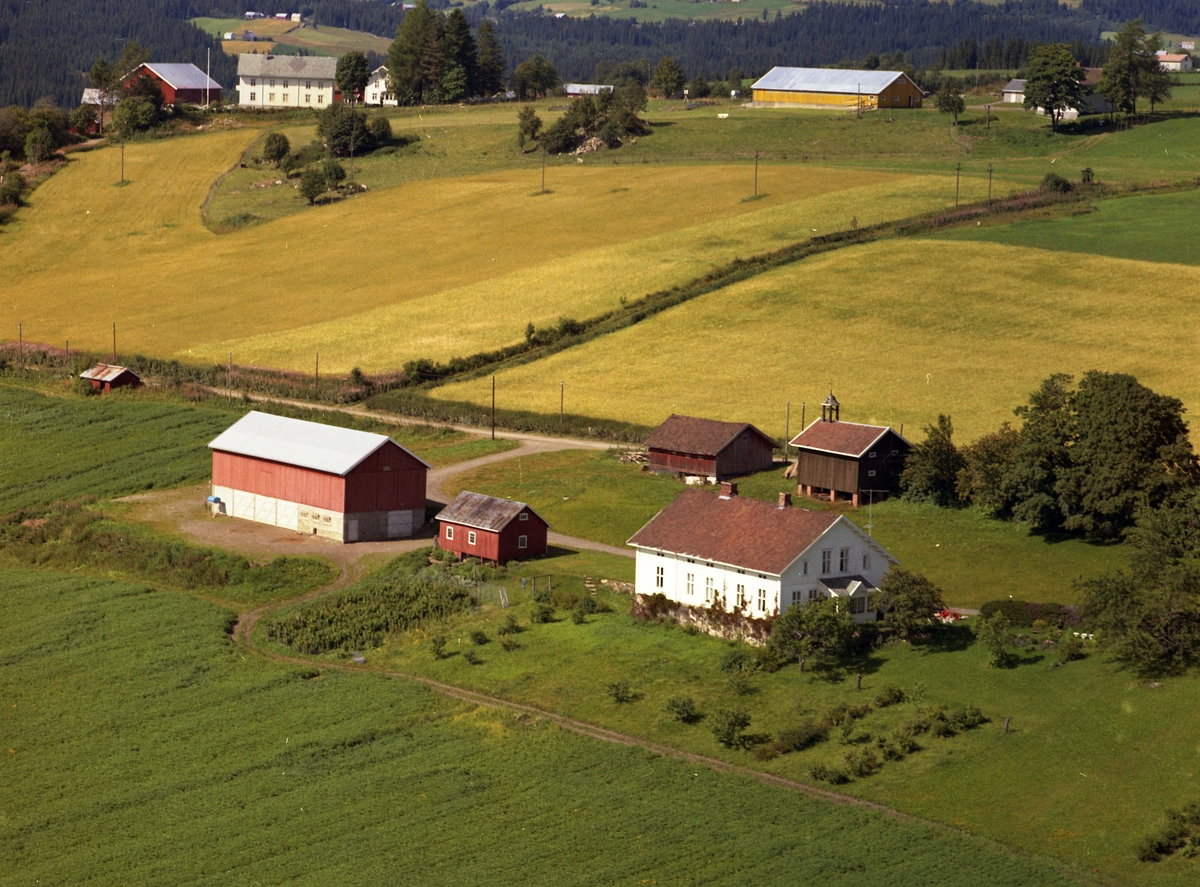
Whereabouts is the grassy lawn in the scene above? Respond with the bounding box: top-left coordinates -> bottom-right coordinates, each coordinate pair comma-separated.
1,568 -> 1087,887
433,223 -> 1200,443
0,383 -> 511,513
266,562 -> 1200,887
940,189 -> 1200,266
443,450 -> 1124,607
191,17 -> 392,56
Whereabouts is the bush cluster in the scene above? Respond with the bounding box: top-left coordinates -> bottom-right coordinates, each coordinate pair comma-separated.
1136,802 -> 1200,862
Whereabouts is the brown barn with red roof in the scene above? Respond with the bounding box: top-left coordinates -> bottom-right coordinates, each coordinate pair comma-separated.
436,491 -> 549,564
79,363 -> 142,393
644,414 -> 777,481
628,483 -> 896,623
789,394 -> 910,507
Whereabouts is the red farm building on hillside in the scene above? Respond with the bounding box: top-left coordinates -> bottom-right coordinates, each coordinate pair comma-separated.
643,414 -> 778,481
123,63 -> 223,105
208,411 -> 429,543
79,363 -> 141,392
435,491 -> 549,564
788,394 -> 911,507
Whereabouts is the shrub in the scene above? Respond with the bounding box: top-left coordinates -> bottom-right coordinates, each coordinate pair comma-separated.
777,720 -> 828,752
1042,171 -> 1072,193
498,635 -> 519,651
809,763 -> 850,785
843,748 -> 881,778
728,672 -> 754,696
979,599 -> 1036,627
430,635 -> 448,659
550,589 -> 579,609
367,115 -> 392,145
570,605 -> 588,625
529,603 -> 554,624
606,679 -> 636,703
710,708 -> 751,748
827,702 -> 871,726
262,131 -> 291,166
462,649 -> 481,665
470,629 -> 489,646
1058,634 -> 1084,664
665,696 -> 700,723
1081,167 -> 1095,184
497,613 -> 522,636
874,686 -> 907,708
719,646 -> 753,673
0,171 -> 26,206
576,595 -> 599,615
975,612 -> 1017,668
321,158 -> 346,189
298,167 -> 325,205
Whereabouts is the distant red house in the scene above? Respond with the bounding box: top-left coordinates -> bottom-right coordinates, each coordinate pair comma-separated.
123,63 -> 223,105
644,414 -> 778,481
79,363 -> 141,393
435,491 -> 549,564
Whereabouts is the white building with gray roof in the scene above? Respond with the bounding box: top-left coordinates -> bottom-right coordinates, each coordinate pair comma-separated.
236,54 -> 339,109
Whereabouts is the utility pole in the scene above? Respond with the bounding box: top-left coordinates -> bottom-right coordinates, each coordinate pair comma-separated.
18,321 -> 23,368
315,352 -> 319,398
228,352 -> 233,402
559,381 -> 564,426
784,401 -> 790,459
541,148 -> 546,194
112,321 -> 117,362
753,150 -> 759,197
800,401 -> 806,433
206,48 -> 211,109
120,139 -> 125,183
491,374 -> 496,440
955,162 -> 961,207
65,339 -> 68,368
987,163 -> 993,207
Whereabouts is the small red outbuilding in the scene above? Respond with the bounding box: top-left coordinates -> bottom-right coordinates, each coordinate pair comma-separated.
123,63 -> 223,105
435,491 -> 549,564
644,414 -> 778,481
79,363 -> 142,392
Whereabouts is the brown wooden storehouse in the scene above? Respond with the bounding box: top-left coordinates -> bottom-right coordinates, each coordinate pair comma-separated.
789,396 -> 910,507
644,415 -> 778,481
79,363 -> 142,393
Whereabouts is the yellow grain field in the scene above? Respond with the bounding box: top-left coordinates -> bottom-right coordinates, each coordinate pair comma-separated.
2,131 -> 965,372
432,238 -> 1200,443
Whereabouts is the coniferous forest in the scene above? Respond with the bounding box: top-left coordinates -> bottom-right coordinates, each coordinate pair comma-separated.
0,0 -> 1194,108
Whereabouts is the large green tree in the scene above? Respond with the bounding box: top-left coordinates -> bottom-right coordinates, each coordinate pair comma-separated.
443,9 -> 479,98
651,55 -> 685,97
1022,43 -> 1085,131
934,78 -> 964,123
900,414 -> 966,507
475,20 -> 506,97
876,567 -> 946,641
335,52 -> 370,104
1098,19 -> 1171,120
387,0 -> 442,104
766,596 -> 856,672
511,55 -> 559,100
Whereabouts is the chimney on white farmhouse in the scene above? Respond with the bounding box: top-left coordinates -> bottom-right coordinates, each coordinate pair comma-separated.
777,492 -> 792,508
719,482 -> 738,498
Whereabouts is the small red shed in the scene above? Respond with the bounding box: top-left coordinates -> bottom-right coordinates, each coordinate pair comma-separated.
644,414 -> 778,481
79,363 -> 142,393
208,411 -> 429,542
123,63 -> 223,105
435,491 -> 549,564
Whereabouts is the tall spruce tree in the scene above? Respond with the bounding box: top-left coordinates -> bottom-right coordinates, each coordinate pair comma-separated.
475,19 -> 506,97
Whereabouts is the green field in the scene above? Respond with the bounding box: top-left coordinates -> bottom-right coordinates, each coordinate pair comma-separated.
0,383 -> 510,512
443,449 -> 1125,607
1,568 -> 1088,886
191,17 -> 392,56
942,190 -> 1200,265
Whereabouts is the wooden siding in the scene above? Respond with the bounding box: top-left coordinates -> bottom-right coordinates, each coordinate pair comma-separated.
754,76 -> 922,111
795,451 -> 859,494
439,507 -> 548,563
342,440 -> 427,513
648,450 -> 718,477
795,430 -> 910,497
714,431 -> 775,478
212,451 -> 344,511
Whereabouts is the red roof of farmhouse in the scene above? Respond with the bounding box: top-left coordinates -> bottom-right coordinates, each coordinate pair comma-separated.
627,487 -> 839,575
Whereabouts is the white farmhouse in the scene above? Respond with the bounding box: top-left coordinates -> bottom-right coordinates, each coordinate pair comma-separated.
236,54 -> 339,109
628,484 -> 896,623
365,66 -> 398,106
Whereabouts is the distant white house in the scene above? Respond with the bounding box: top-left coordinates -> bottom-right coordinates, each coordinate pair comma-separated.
564,83 -> 614,97
1003,69 -> 1112,121
1156,52 -> 1194,72
627,484 -> 896,624
364,66 -> 398,106
236,54 -> 339,108
1002,79 -> 1025,103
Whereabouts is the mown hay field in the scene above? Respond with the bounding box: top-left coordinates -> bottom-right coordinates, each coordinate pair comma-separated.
433,232 -> 1200,443
1,569 -> 1086,887
2,129 -> 970,372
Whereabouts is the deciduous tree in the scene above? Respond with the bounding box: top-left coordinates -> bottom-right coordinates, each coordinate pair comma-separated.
511,55 -> 560,100
1022,43 -> 1085,131
262,131 -> 291,166
900,414 -> 966,507
298,166 -> 325,204
335,51 -> 370,104
766,596 -> 855,672
876,567 -> 946,641
934,79 -> 965,123
651,55 -> 685,97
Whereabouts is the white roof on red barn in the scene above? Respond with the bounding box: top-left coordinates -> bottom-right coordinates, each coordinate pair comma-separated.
789,420 -> 908,458
79,363 -> 139,383
752,67 -> 912,95
129,63 -> 223,91
435,491 -> 548,532
208,410 -> 430,476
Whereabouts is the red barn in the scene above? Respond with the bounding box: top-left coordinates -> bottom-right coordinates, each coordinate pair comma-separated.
435,491 -> 549,564
644,414 -> 778,481
789,394 -> 910,507
79,363 -> 141,393
208,411 -> 429,543
124,63 -> 223,106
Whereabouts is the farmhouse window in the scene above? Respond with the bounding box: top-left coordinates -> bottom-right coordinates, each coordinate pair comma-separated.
268,93 -> 275,102
868,470 -> 876,477
757,589 -> 767,612
445,526 -> 454,540
892,449 -> 899,455
250,92 -> 256,101
736,583 -> 745,607
790,590 -> 802,605
317,95 -> 324,103
250,78 -> 256,86
305,80 -> 311,88
821,549 -> 832,574
839,548 -> 850,572
468,531 -> 477,545
802,560 -> 808,576
869,451 -> 876,458
686,573 -> 695,596
283,80 -> 289,88
863,554 -> 871,571
705,576 -> 715,603
656,566 -> 664,588
519,513 -> 528,521
282,94 -> 288,102
304,95 -> 310,103
808,588 -> 822,601
850,596 -> 867,615
270,79 -> 275,87
518,535 -> 528,549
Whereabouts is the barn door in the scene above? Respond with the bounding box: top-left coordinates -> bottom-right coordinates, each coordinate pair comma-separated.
347,519 -> 359,542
